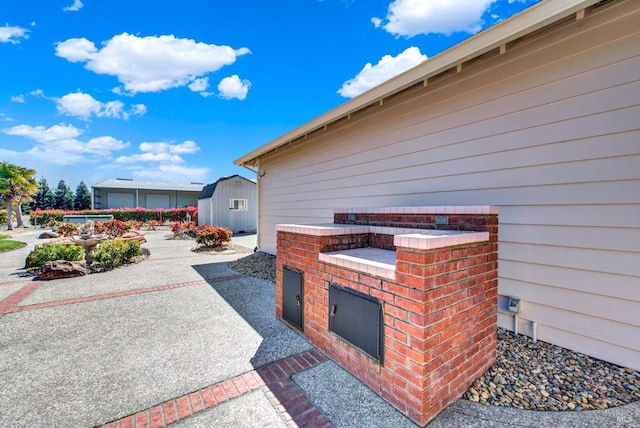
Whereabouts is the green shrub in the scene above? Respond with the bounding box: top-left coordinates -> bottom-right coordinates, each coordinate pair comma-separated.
195,225 -> 232,248
0,210 -> 16,226
93,239 -> 141,269
25,243 -> 85,268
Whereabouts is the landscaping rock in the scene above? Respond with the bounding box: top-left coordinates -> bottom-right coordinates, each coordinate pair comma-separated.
39,260 -> 87,280
39,231 -> 58,239
121,231 -> 146,244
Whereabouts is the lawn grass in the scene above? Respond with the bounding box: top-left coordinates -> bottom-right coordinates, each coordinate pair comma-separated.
0,234 -> 8,239
0,239 -> 26,252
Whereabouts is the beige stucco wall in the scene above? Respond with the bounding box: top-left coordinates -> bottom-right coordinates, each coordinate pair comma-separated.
255,0 -> 640,369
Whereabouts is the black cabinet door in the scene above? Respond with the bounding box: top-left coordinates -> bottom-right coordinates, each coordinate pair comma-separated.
329,284 -> 382,362
282,267 -> 303,331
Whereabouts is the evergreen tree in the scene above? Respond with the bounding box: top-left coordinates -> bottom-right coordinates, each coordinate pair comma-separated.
74,181 -> 92,210
54,180 -> 74,210
33,178 -> 55,210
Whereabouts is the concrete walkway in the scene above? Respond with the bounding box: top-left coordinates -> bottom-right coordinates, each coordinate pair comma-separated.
0,229 -> 637,427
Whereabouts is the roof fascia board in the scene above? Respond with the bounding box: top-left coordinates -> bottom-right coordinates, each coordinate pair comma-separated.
234,0 -> 600,167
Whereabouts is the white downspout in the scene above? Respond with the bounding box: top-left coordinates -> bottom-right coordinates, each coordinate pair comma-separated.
240,162 -> 260,252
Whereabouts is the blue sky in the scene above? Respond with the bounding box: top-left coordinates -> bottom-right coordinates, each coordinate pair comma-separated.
0,0 -> 538,189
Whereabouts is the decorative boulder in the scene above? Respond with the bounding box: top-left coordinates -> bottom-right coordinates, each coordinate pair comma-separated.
39,260 -> 87,280
39,231 -> 58,239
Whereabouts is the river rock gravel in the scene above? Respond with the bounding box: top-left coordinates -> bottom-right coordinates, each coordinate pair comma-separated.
228,251 -> 277,283
464,328 -> 640,411
228,252 -> 640,412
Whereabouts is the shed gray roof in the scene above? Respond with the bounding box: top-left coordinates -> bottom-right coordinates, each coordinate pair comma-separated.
92,179 -> 204,192
198,175 -> 255,199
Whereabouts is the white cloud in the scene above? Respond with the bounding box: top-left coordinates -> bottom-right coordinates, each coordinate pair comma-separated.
55,92 -> 146,120
11,95 -> 25,103
114,152 -> 184,164
0,25 -> 29,44
374,0 -> 496,38
131,104 -> 147,116
139,140 -> 200,155
0,113 -> 15,122
114,141 -> 207,182
189,77 -> 209,92
116,140 -> 201,164
5,123 -> 82,142
133,164 -> 209,183
171,140 -> 199,154
63,0 -> 84,12
337,46 -> 427,98
217,75 -> 251,100
2,123 -> 129,164
55,37 -> 98,62
56,33 -> 251,94
86,136 -> 128,155
56,93 -> 101,119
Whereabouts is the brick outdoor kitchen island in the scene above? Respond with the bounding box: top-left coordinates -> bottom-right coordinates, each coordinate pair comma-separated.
276,206 -> 499,426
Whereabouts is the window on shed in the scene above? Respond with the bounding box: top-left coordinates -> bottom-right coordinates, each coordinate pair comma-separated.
230,198 -> 248,211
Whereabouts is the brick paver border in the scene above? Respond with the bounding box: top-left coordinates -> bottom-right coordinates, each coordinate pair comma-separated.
0,279 -> 38,287
103,349 -> 333,428
0,281 -> 44,317
1,247 -> 332,426
3,274 -> 246,315
0,274 -> 247,317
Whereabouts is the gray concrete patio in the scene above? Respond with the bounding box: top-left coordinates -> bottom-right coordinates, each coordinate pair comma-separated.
0,229 -> 637,427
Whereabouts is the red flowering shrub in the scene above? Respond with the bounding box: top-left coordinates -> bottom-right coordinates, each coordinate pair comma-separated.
57,222 -> 79,237
57,222 -> 78,237
170,221 -> 198,238
126,220 -> 144,230
94,219 -> 131,238
144,220 -> 162,230
30,207 -> 197,226
195,225 -> 232,248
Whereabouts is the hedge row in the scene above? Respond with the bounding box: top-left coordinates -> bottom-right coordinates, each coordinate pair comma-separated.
30,207 -> 198,226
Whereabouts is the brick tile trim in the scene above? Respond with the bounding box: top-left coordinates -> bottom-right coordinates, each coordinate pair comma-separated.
0,274 -> 247,317
102,349 -> 334,428
0,281 -> 43,317
0,279 -> 38,287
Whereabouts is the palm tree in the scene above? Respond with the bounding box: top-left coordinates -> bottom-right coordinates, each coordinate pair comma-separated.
0,162 -> 39,230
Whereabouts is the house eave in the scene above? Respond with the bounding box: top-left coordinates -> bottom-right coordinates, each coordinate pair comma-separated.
234,0 -> 601,168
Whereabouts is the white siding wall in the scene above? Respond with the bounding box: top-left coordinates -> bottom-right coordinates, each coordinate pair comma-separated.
257,1 -> 640,369
210,178 -> 258,233
197,198 -> 211,226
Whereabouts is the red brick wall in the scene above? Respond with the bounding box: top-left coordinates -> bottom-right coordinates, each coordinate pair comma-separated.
335,212 -> 494,233
276,212 -> 498,426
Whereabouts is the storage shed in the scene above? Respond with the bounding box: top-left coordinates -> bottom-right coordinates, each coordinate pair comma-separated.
92,179 -> 203,209
236,0 -> 640,370
197,175 -> 257,233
